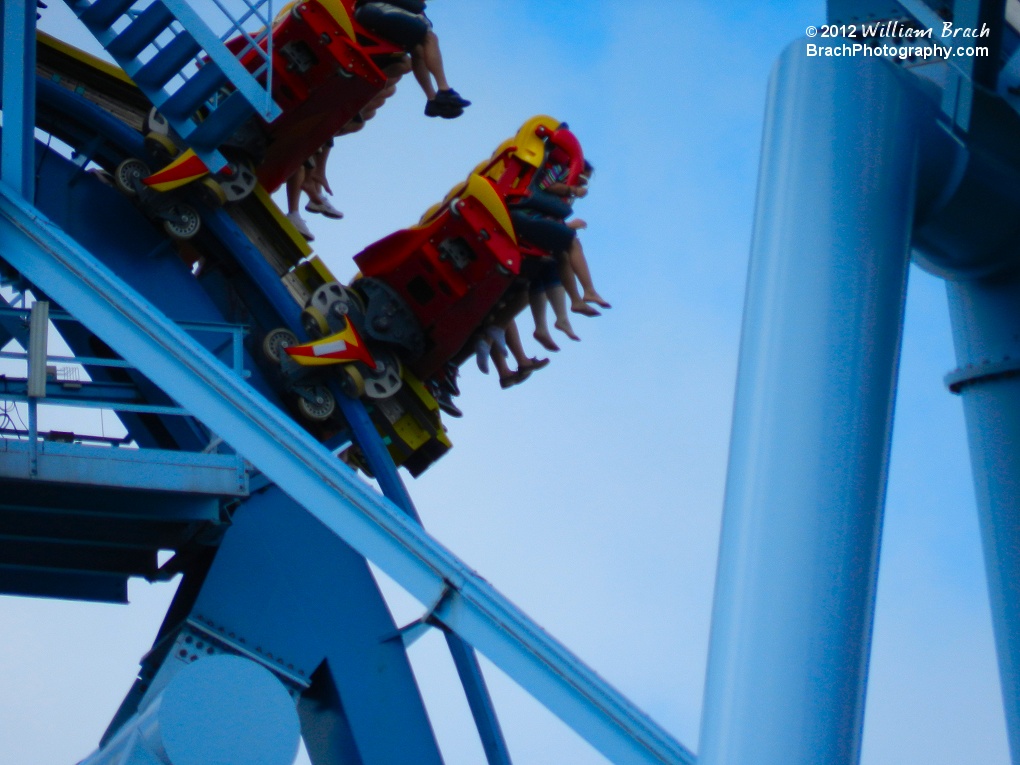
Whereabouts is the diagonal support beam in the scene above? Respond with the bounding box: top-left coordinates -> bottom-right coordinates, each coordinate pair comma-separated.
0,291 -> 30,350
336,395 -> 513,765
0,190 -> 693,765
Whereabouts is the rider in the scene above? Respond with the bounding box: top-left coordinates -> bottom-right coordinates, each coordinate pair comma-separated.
285,57 -> 412,239
354,0 -> 471,118
512,156 -> 609,344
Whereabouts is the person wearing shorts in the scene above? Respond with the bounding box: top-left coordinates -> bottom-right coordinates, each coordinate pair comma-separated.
511,157 -> 610,345
355,0 -> 471,118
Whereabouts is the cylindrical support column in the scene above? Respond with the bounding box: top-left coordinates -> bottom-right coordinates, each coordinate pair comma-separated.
81,655 -> 300,765
945,272 -> 1020,765
699,42 -> 923,765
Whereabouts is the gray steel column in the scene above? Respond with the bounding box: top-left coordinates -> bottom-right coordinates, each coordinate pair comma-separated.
699,42 -> 924,765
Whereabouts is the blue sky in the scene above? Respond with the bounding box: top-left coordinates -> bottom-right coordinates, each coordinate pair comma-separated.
0,2 -> 1010,764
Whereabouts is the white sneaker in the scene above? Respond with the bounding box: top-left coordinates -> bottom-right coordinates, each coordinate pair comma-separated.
305,199 -> 344,219
286,212 -> 314,241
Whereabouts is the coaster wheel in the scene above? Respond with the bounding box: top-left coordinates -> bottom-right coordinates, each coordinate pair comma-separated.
363,352 -> 403,399
198,178 -> 228,208
295,385 -> 336,422
163,204 -> 201,240
262,328 -> 299,363
218,156 -> 259,202
341,365 -> 365,398
114,158 -> 150,196
309,282 -> 364,332
144,132 -> 179,164
301,306 -> 331,339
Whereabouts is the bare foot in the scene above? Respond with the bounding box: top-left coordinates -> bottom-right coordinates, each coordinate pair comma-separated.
554,319 -> 581,341
571,302 -> 601,317
501,369 -> 532,389
583,292 -> 611,309
533,330 -> 560,352
519,357 -> 549,373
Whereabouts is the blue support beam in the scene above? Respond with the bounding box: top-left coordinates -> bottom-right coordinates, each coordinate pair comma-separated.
904,13 -> 1020,752
212,180 -> 511,762
944,273 -> 1020,763
186,486 -> 447,765
0,291 -> 30,349
62,0 -> 282,172
951,0 -> 1006,89
0,505 -> 215,548
895,0 -> 1006,130
0,480 -> 221,523
443,628 -> 514,765
0,536 -> 156,576
1,0 -> 38,200
0,566 -> 130,603
0,438 -> 247,495
337,394 -> 513,765
82,655 -> 301,765
0,183 -> 692,764
699,43 -> 922,765
0,464 -> 224,603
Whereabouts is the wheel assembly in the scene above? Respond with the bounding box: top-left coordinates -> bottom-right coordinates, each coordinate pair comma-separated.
295,385 -> 336,422
309,282 -> 364,332
262,328 -> 299,363
341,365 -> 365,398
218,157 -> 259,202
357,277 -> 425,358
363,351 -> 403,399
162,204 -> 201,239
144,131 -> 179,164
114,158 -> 150,196
198,177 -> 228,208
301,306 -> 331,339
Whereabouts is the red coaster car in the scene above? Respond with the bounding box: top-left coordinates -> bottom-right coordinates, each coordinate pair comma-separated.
141,0 -> 407,197
287,116 -> 585,381
269,115 -> 585,471
355,173 -> 522,379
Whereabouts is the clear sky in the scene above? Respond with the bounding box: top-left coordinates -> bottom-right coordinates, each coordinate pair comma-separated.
1,2 -> 1011,764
